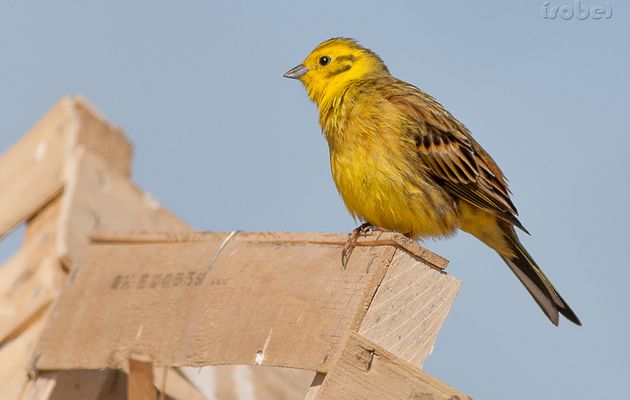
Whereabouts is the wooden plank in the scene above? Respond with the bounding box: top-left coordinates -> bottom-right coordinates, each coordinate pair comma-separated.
0,97 -> 190,400
20,373 -> 57,400
89,230 -> 449,270
304,372 -> 325,400
128,359 -> 156,400
182,366 -> 313,400
0,230 -> 61,345
35,233 -> 395,372
0,97 -> 134,240
359,251 -> 461,367
0,196 -> 65,345
0,255 -> 61,346
23,195 -> 63,245
311,332 -> 470,400
57,151 -> 188,265
0,222 -> 53,296
0,99 -> 71,238
0,307 -> 51,400
214,366 -> 238,400
249,366 -> 314,400
153,367 -> 206,400
70,98 -> 133,178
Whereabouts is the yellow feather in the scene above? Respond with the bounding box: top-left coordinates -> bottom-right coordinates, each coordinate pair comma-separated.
284,38 -> 581,326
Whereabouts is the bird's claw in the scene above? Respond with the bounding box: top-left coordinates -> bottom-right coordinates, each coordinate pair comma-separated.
341,223 -> 373,269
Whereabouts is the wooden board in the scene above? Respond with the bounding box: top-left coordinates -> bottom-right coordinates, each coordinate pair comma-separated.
153,367 -> 206,400
20,373 -> 57,400
88,230 -> 449,271
57,151 -> 188,265
249,367 -> 314,400
70,98 -> 133,178
359,251 -> 461,367
23,196 -> 63,244
0,229 -> 61,345
309,332 -> 470,400
35,232 -> 395,372
0,307 -> 51,400
0,97 -> 133,240
181,366 -> 314,400
0,99 -> 70,239
0,255 -> 61,346
128,359 -> 156,400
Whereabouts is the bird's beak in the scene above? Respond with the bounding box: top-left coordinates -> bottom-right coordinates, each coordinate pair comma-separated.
283,64 -> 309,79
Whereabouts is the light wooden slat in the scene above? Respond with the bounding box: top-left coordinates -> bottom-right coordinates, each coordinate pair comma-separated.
35,234 -> 395,372
153,366 -> 206,400
249,366 -> 314,400
1,96 -> 466,399
359,251 -> 461,367
23,195 -> 63,245
311,332 -> 470,400
215,366 -> 238,400
128,359 -> 156,400
0,99 -> 71,239
70,98 -> 133,178
0,222 -> 54,297
57,151 -> 188,265
182,366 -> 314,400
0,197 -> 65,345
184,365 -> 308,400
88,230 -> 449,270
0,307 -> 51,400
0,226 -> 61,345
19,373 -> 57,400
0,97 -> 133,240
0,256 -> 61,346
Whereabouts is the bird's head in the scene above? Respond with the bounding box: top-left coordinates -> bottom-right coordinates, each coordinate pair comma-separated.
284,38 -> 389,108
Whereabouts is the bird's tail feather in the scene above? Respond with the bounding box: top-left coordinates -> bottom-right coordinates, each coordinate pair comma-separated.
500,226 -> 581,326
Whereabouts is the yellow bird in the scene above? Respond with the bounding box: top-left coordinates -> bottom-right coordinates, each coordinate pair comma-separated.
284,37 -> 580,326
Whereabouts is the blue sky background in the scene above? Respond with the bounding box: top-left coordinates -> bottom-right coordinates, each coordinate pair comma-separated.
1,1 -> 628,398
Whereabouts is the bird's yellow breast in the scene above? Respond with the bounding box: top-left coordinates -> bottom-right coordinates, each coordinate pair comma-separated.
325,99 -> 459,238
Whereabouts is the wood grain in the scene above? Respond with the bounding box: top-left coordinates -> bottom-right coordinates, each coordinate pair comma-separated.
57,151 -> 188,264
1,96 -> 467,399
360,251 -> 461,367
311,332 -> 470,400
0,99 -> 70,239
0,307 -> 51,400
0,97 -> 133,240
35,234 -> 394,373
0,234 -> 61,345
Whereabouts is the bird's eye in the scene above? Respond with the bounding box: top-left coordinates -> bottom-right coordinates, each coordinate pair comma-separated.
319,56 -> 331,66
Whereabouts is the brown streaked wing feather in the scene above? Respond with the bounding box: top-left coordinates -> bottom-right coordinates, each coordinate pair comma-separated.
383,78 -> 527,232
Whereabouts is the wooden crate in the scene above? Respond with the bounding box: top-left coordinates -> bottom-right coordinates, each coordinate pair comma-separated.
0,98 -> 469,400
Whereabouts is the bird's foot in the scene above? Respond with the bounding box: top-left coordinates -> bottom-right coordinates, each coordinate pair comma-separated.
341,223 -> 385,268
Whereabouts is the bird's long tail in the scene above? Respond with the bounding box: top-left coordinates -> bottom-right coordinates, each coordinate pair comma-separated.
498,224 -> 581,326
459,204 -> 580,325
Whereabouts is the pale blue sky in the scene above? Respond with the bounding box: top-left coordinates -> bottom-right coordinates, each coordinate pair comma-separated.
1,2 -> 628,398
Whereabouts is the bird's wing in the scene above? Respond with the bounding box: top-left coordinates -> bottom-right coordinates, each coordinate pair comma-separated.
385,80 -> 527,232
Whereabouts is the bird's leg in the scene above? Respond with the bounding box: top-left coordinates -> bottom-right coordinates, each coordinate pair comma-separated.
341,222 -> 375,268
